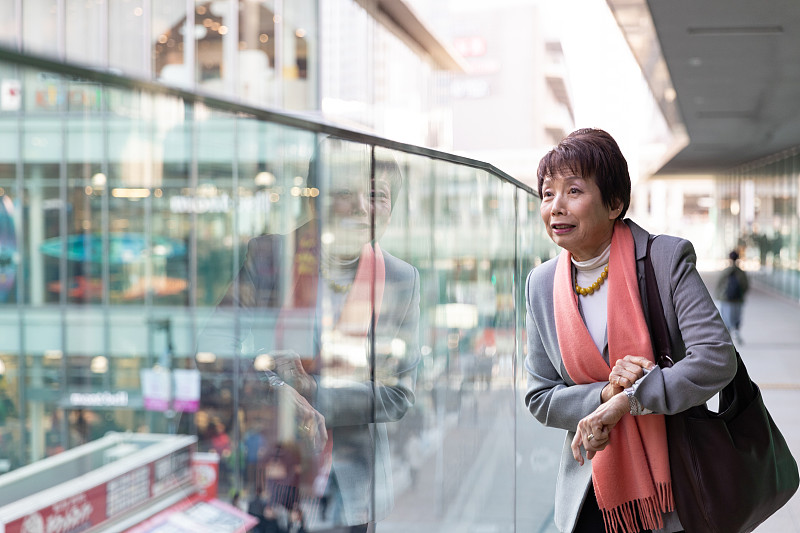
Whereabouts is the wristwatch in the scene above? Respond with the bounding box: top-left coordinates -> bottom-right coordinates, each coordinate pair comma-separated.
261,370 -> 286,388
624,387 -> 645,416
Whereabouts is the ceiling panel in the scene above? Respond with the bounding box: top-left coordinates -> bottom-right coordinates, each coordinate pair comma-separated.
622,0 -> 800,173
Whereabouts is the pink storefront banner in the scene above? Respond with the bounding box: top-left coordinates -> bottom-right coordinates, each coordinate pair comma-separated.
140,368 -> 171,412
172,369 -> 200,412
140,369 -> 200,412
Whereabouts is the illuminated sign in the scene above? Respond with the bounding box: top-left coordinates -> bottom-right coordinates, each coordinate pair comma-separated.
69,391 -> 129,407
169,189 -> 277,214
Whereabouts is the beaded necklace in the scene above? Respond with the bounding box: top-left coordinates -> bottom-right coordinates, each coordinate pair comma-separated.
575,265 -> 608,296
572,243 -> 611,297
321,252 -> 358,293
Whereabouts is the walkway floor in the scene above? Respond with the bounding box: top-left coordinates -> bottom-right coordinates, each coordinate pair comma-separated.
700,270 -> 800,532
383,269 -> 800,533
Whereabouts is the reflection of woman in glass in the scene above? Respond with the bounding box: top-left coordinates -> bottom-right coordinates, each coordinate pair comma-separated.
199,137 -> 420,532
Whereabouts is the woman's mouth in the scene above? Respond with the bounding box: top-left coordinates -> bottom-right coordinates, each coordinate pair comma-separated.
551,224 -> 575,235
337,219 -> 371,230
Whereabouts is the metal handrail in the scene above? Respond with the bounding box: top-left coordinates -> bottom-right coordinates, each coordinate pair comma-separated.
0,46 -> 535,196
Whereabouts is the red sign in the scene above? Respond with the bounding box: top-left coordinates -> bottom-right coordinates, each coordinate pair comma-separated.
2,444 -> 195,533
6,487 -> 106,533
192,452 -> 220,500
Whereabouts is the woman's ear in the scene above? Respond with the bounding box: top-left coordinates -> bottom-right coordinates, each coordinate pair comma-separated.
609,202 -> 623,220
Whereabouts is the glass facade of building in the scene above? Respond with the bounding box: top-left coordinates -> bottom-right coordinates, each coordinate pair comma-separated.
716,148 -> 800,302
0,0 -> 458,151
1,0 -> 319,111
0,49 -> 562,531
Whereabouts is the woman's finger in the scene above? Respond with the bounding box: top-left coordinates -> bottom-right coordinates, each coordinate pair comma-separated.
609,371 -> 632,389
587,435 -> 611,460
610,371 -> 632,388
621,354 -> 655,370
611,359 -> 649,388
571,431 -> 585,466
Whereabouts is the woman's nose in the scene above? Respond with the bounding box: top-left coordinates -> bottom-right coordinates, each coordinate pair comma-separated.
352,193 -> 370,215
551,194 -> 566,215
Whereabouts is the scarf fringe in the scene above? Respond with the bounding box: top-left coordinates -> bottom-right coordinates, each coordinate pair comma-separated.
600,482 -> 674,533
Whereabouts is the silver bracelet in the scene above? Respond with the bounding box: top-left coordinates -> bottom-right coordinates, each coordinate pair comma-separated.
261,370 -> 286,388
625,388 -> 645,416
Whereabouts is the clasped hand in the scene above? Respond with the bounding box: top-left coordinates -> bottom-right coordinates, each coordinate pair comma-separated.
271,350 -> 318,399
270,351 -> 326,454
274,385 -> 328,454
571,355 -> 654,466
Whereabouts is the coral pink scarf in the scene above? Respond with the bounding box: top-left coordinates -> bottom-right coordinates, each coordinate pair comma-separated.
554,221 -> 674,533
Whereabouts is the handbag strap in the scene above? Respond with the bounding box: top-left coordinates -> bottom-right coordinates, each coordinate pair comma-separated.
645,236 -> 674,369
646,236 -> 752,416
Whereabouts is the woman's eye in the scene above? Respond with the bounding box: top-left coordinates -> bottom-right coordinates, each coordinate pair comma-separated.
569,187 -> 581,194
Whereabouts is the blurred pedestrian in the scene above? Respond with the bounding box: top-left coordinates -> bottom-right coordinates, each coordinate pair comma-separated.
715,250 -> 749,343
248,488 -> 270,532
287,506 -> 307,533
263,502 -> 288,533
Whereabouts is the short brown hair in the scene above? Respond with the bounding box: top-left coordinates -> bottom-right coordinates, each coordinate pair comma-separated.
537,128 -> 631,219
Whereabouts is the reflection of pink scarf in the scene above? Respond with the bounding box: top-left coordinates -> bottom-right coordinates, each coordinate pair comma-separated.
277,223 -> 385,356
335,242 -> 385,335
554,221 -> 673,533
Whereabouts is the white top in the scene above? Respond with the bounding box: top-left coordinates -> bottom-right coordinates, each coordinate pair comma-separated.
572,243 -> 611,354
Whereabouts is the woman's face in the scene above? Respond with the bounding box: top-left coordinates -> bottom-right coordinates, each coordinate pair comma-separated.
324,170 -> 393,258
539,169 -> 621,261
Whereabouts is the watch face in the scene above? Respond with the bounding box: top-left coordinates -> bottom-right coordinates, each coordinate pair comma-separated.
262,371 -> 285,387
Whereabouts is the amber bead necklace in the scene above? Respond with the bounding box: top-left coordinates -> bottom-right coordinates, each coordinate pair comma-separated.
575,265 -> 609,296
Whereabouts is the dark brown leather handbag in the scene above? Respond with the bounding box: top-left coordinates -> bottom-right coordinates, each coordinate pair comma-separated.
644,237 -> 799,533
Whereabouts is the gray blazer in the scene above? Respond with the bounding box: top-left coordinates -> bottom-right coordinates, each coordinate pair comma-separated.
524,219 -> 737,533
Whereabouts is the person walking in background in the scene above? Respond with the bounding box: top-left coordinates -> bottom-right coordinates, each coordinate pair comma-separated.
262,502 -> 289,533
715,250 -> 749,343
524,128 -> 736,532
287,506 -> 308,533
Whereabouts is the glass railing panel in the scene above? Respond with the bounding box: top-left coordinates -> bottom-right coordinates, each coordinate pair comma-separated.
515,189 -> 561,532
0,48 -> 564,532
425,161 -> 517,529
374,148 -> 432,530
459,175 -> 517,530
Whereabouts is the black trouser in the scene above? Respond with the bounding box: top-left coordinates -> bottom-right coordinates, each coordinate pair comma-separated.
315,525 -> 371,533
575,482 -> 684,533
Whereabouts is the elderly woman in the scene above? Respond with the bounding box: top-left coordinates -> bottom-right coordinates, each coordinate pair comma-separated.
524,128 -> 737,533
